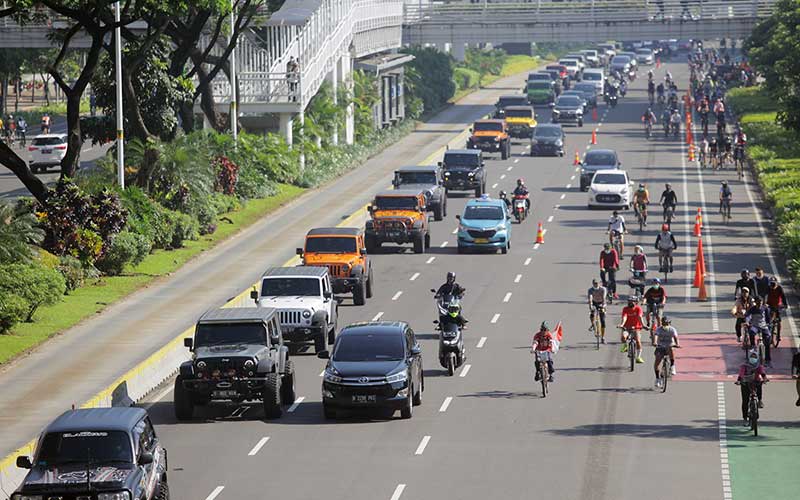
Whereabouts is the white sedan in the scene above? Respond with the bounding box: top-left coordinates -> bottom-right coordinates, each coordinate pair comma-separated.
588,169 -> 633,209
28,134 -> 68,173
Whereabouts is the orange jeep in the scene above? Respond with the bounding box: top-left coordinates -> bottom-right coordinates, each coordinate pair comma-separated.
466,119 -> 511,160
296,227 -> 373,305
365,189 -> 431,254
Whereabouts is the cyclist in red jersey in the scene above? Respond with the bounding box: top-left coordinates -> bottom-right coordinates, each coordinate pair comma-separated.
619,297 -> 645,363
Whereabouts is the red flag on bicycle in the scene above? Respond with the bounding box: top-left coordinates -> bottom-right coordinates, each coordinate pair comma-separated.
552,321 -> 564,353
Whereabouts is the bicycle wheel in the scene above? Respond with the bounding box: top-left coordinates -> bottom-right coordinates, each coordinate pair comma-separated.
629,340 -> 635,372
594,315 -> 601,350
749,398 -> 759,435
540,364 -> 548,397
661,358 -> 669,393
639,212 -> 644,232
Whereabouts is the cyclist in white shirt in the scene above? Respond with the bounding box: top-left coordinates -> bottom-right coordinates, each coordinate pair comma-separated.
607,210 -> 627,256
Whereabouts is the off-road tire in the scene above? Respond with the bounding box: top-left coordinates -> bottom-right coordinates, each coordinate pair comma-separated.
433,203 -> 444,221
314,331 -> 326,353
365,266 -> 374,298
280,361 -> 296,405
400,385 -> 413,419
173,376 -> 194,421
413,234 -> 425,254
353,278 -> 367,305
442,198 -> 448,217
262,373 -> 282,419
365,234 -> 378,254
413,379 -> 422,406
501,141 -> 510,160
156,479 -> 170,500
424,233 -> 431,249
323,403 -> 336,419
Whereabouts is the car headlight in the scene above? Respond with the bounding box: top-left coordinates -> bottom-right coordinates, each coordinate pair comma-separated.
342,263 -> 350,273
530,139 -> 538,145
302,310 -> 312,319
324,369 -> 342,383
98,493 -> 131,500
552,109 -> 560,114
495,224 -> 506,231
444,171 -> 450,176
196,361 -> 207,370
12,495 -> 43,500
243,359 -> 255,370
555,140 -> 563,147
386,371 -> 408,383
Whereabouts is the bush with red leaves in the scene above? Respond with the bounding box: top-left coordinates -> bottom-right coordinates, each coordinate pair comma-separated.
213,156 -> 239,195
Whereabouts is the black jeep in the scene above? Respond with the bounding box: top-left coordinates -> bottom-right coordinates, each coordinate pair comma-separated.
175,307 -> 295,420
392,165 -> 448,221
13,407 -> 169,500
438,149 -> 486,197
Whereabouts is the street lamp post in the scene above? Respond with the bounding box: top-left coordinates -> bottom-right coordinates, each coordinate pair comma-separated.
114,1 -> 125,189
229,0 -> 238,143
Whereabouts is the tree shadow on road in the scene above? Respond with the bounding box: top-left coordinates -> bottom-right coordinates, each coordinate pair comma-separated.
546,419 -> 721,441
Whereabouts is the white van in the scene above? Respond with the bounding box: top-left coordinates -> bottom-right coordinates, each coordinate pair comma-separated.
582,69 -> 605,92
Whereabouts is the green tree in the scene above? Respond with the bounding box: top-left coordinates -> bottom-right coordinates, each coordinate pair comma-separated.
403,47 -> 455,115
352,70 -> 380,142
0,200 -> 44,263
0,262 -> 66,322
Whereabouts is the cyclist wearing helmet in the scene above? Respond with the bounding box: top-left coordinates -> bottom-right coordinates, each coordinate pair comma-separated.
633,184 -> 650,226
607,210 -> 627,256
720,180 -> 732,216
599,242 -> 620,301
735,269 -> 757,299
629,245 -> 648,297
736,350 -> 767,424
654,316 -> 681,388
588,279 -> 608,341
619,297 -> 646,364
654,224 -> 677,273
745,296 -> 773,367
513,178 -> 530,212
659,183 -> 678,223
435,272 -> 465,298
766,276 -> 787,344
644,278 -> 667,332
731,286 -> 754,342
531,321 -> 555,382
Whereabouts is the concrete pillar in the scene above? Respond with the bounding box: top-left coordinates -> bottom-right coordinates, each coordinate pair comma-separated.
298,110 -> 305,171
452,42 -> 466,62
279,112 -> 293,146
340,51 -> 354,145
327,57 -> 339,146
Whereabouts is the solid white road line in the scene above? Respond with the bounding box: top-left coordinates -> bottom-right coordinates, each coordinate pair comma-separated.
205,486 -> 225,500
372,311 -> 384,321
391,291 -> 403,301
717,382 -> 732,500
514,274 -> 522,283
547,215 -> 554,223
503,292 -> 512,303
287,396 -> 305,413
439,397 -> 453,412
524,257 -> 532,266
248,437 -> 270,456
490,313 -> 500,323
507,166 -> 514,171
440,241 -> 448,247
476,336 -> 487,348
319,370 -> 325,377
410,273 -> 420,281
426,257 -> 435,264
415,435 -> 431,455
570,175 -> 576,180
459,364 -> 471,377
390,484 -> 406,500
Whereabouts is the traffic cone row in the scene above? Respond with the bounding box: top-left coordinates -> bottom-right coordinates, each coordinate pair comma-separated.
693,208 -> 703,236
693,238 -> 707,288
686,127 -> 693,145
688,144 -> 695,162
591,129 -> 597,145
535,222 -> 545,244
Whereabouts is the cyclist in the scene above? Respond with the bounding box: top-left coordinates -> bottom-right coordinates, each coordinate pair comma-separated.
719,181 -> 733,217
713,97 -> 726,124
698,135 -> 709,167
647,79 -> 656,104
736,350 -> 767,424
669,107 -> 681,137
40,113 -> 51,134
642,107 -> 657,135
709,136 -> 719,169
658,183 -> 678,224
654,316 -> 681,388
6,115 -> 16,144
607,210 -> 626,257
599,242 -> 620,302
766,276 -> 787,345
619,297 -> 645,364
16,116 -> 27,145
745,296 -> 773,367
644,277 -> 667,330
719,133 -> 732,167
588,279 -> 608,342
735,269 -> 757,299
656,82 -> 665,104
633,184 -> 650,226
629,245 -> 648,297
753,267 -> 770,300
731,287 -> 754,342
531,321 -> 555,382
654,224 -> 677,273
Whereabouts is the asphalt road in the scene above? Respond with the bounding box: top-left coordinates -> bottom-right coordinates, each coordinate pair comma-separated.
128,59 -> 798,500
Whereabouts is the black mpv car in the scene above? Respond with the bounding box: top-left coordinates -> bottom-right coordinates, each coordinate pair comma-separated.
319,321 -> 424,419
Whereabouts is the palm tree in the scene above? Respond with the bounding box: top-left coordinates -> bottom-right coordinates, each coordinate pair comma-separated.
0,201 -> 44,263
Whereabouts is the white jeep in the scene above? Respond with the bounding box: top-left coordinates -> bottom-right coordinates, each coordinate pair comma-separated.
251,266 -> 338,353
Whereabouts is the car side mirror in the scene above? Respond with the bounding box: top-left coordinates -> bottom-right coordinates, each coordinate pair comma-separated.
295,247 -> 303,256
139,452 -> 154,466
391,179 -> 398,187
455,214 -> 461,220
430,288 -> 437,293
411,344 -> 422,356
323,291 -> 332,300
433,320 -> 439,324
250,289 -> 259,301
469,128 -> 473,133
437,161 -> 443,167
360,247 -> 366,255
367,205 -> 373,214
317,350 -> 330,359
617,161 -> 622,166
183,338 -> 193,349
16,456 -> 32,469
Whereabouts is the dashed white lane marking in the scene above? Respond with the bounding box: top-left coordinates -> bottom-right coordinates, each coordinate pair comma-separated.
205,486 -> 225,500
287,396 -> 305,413
717,382 -> 731,500
585,145 -> 591,150
426,257 -> 435,264
410,273 -> 420,281
507,166 -> 514,171
503,292 -> 512,303
439,397 -> 453,412
391,291 -> 403,301
514,274 -> 522,283
547,215 -> 554,223
372,311 -> 384,321
514,158 -> 520,163
566,184 -> 572,189
524,257 -> 532,266
570,175 -> 576,180
143,385 -> 173,409
525,144 -> 531,149
492,183 -> 498,189
390,484 -> 406,500
500,174 -> 506,180
415,435 -> 432,455
554,204 -> 561,210
476,336 -> 487,348
533,243 -> 540,250
542,229 -> 547,236
451,228 -> 458,234
560,193 -> 566,200
490,313 -> 500,323
319,370 -> 325,377
459,364 -> 472,377
440,241 -> 449,248
248,437 -> 270,456
574,167 -> 580,171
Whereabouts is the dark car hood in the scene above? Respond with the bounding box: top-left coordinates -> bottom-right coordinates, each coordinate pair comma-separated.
444,166 -> 479,172
194,344 -> 267,360
22,463 -> 136,492
582,164 -> 615,172
331,360 -> 406,378
534,135 -> 562,144
397,183 -> 436,192
555,105 -> 581,112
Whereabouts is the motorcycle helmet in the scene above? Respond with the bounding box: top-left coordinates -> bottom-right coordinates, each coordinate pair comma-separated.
446,271 -> 456,284
499,190 -> 507,198
447,302 -> 460,318
517,178 -> 524,186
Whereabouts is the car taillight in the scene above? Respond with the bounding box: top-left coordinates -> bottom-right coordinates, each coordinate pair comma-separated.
55,145 -> 67,150
28,146 -> 37,151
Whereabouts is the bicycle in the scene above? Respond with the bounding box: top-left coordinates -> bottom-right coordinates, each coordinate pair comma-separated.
635,203 -> 647,232
644,121 -> 652,139
590,303 -> 604,350
734,145 -> 745,180
622,327 -> 638,372
663,205 -> 675,227
534,351 -> 550,397
736,380 -> 764,436
657,345 -> 680,393
647,302 -> 664,343
658,249 -> 673,282
610,230 -> 624,258
721,198 -> 732,225
742,326 -> 766,366
770,309 -> 781,348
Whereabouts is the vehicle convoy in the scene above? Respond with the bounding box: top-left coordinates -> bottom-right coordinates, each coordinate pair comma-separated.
252,266 -> 338,352
582,68 -> 605,92
466,119 -> 511,159
431,291 -> 466,376
588,169 -> 633,210
365,189 -> 431,253
318,321 -> 424,419
456,195 -> 512,254
439,149 -> 486,196
573,83 -> 599,108
579,149 -> 621,191
13,408 -> 169,500
530,123 -> 566,157
297,227 -> 374,305
526,79 -> 556,106
392,164 -> 448,220
493,94 -> 529,118
552,95 -> 585,127
503,105 -> 537,140
175,307 -> 295,419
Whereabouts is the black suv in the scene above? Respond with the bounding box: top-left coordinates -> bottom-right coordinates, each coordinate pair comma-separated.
176,307 -> 295,420
493,94 -> 529,118
439,149 -> 486,197
318,321 -> 424,419
579,148 -> 621,191
13,407 -> 169,500
392,165 -> 448,220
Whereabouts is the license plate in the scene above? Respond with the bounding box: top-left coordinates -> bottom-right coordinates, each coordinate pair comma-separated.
41,149 -> 52,154
351,394 -> 376,403
213,390 -> 238,398
474,238 -> 489,244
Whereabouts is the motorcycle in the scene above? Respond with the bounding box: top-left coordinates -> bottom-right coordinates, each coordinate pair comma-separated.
619,81 -> 627,97
608,93 -> 618,108
513,194 -> 529,223
430,292 -> 466,376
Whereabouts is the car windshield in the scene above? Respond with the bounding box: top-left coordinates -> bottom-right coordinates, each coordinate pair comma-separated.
195,323 -> 267,347
546,65 -> 564,72
374,196 -> 419,210
560,60 -> 577,66
474,122 -> 503,132
497,97 -> 527,107
261,277 -> 321,296
563,92 -> 584,100
505,109 -> 532,118
593,173 -> 627,185
585,152 -> 617,165
534,127 -> 562,138
557,96 -> 581,106
37,431 -> 133,465
528,74 -> 550,81
463,205 -> 504,221
583,72 -> 602,81
575,85 -> 596,94
306,237 -> 357,253
396,172 -> 437,185
528,81 -> 551,90
612,56 -> 630,64
444,153 -> 479,168
636,49 -> 652,55
32,136 -> 65,146
333,333 -> 405,362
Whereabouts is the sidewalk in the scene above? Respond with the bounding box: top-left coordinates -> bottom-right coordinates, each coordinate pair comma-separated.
0,68 -> 534,458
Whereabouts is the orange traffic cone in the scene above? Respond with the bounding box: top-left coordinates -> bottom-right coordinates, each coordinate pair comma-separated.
693,257 -> 703,288
592,107 -> 598,121
698,274 -> 709,301
693,208 -> 702,236
536,222 -> 545,244
591,129 -> 597,145
656,58 -> 661,68
686,127 -> 693,145
688,144 -> 695,162
574,150 -> 581,166
697,237 -> 706,276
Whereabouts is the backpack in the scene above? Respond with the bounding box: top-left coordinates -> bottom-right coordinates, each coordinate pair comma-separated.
722,185 -> 731,198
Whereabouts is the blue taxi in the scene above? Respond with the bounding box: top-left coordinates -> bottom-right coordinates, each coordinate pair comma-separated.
456,195 -> 512,254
